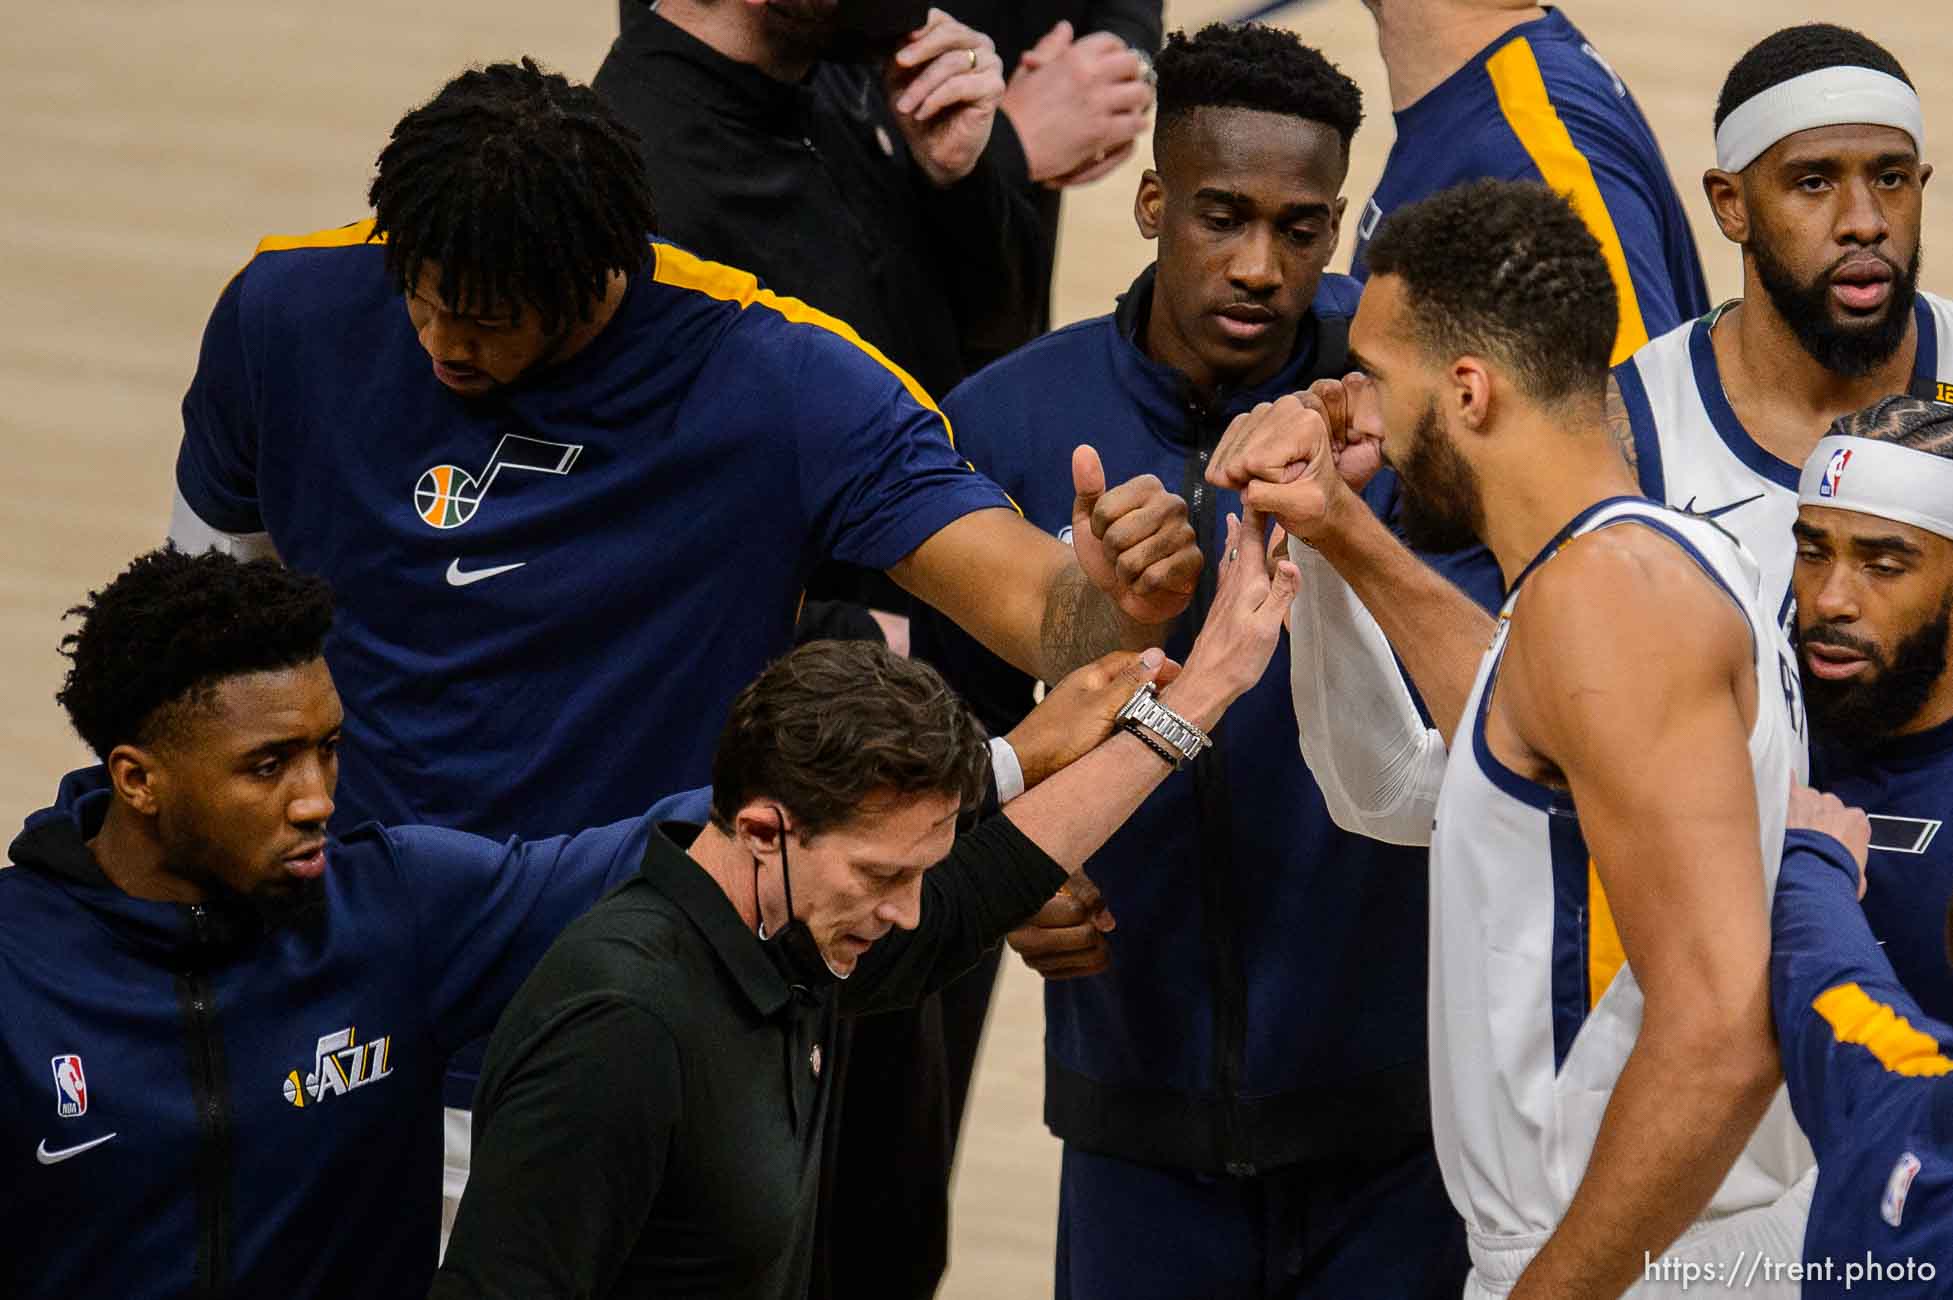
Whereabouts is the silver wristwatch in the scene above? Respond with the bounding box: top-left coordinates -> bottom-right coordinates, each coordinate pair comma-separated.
1114,682 -> 1210,766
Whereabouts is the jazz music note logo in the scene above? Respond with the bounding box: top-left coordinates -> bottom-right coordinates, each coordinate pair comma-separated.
414,434 -> 584,530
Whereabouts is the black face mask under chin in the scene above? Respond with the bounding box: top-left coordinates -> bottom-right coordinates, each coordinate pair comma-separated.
755,807 -> 844,992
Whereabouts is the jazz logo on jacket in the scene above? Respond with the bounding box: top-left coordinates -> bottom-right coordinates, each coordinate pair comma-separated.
283,1026 -> 394,1108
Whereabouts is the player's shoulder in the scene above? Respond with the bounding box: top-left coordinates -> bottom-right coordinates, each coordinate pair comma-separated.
1314,272 -> 1363,321
647,240 -> 933,405
1514,507 -> 1752,658
235,218 -> 388,287
968,312 -> 1115,386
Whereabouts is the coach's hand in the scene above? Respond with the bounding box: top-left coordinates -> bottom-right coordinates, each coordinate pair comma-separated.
1072,444 -> 1201,627
1206,377 -> 1383,543
1007,871 -> 1115,980
887,9 -> 1006,187
1788,783 -> 1872,898
1007,647 -> 1181,788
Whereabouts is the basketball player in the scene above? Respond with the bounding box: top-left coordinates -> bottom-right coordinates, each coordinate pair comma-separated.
1211,181 -> 1812,1297
1612,23 -> 1950,629
1351,0 -> 1708,366
912,25 -> 1465,1296
1791,397 -> 1953,1025
164,59 -> 1200,1231
1773,402 -> 1953,1290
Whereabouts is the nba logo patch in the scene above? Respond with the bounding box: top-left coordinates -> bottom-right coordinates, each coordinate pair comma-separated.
1818,448 -> 1852,498
51,1055 -> 87,1118
1882,1151 -> 1922,1227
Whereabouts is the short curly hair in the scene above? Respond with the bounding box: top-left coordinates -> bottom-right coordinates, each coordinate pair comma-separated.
710,640 -> 989,840
56,548 -> 336,759
1715,25 -> 1911,135
1362,180 -> 1617,405
369,58 -> 655,335
1155,23 -> 1363,153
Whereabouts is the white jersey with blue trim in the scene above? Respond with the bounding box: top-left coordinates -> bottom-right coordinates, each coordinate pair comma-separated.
1430,498 -> 1813,1263
1614,292 -> 1953,632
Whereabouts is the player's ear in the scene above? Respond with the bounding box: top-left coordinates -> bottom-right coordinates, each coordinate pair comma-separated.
107,743 -> 164,818
1135,171 -> 1165,241
1703,169 -> 1749,245
1453,357 -> 1494,433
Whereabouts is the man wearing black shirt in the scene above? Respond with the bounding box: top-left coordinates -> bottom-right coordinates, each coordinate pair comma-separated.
595,1 -> 1037,402
954,0 -> 1163,360
592,10 -> 1047,1290
436,544 -> 1300,1299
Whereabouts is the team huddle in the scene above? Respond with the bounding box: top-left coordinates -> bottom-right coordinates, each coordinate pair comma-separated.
6,7 -> 1953,1300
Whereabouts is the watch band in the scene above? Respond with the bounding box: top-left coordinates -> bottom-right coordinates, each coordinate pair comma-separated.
1113,683 -> 1210,766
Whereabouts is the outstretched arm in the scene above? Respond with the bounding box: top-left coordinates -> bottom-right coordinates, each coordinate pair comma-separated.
1208,381 -> 1495,741
855,513 -> 1293,1010
1502,532 -> 1781,1300
1772,793 -> 1953,1160
889,445 -> 1200,683
1286,535 -> 1446,845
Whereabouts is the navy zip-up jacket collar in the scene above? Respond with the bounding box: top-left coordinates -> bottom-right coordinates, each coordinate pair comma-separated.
11,770 -> 269,962
2,767 -> 641,1299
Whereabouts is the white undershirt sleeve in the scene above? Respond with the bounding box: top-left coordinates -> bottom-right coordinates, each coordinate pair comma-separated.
1286,535 -> 1448,847
168,486 -> 280,562
987,735 -> 1026,805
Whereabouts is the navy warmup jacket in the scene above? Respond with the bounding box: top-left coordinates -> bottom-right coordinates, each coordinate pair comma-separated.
0,769 -> 642,1299
1773,831 -> 1953,1295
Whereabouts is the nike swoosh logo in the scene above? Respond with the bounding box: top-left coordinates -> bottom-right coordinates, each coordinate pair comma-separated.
37,1133 -> 117,1165
446,559 -> 526,587
1681,493 -> 1766,520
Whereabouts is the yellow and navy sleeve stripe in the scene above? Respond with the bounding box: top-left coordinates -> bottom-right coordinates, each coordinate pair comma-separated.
650,243 -> 1019,512
1486,39 -> 1650,366
650,243 -> 955,442
233,218 -> 381,282
1813,983 -> 1953,1078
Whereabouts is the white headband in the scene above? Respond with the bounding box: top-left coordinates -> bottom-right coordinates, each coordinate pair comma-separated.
1799,435 -> 1953,540
1715,66 -> 1923,173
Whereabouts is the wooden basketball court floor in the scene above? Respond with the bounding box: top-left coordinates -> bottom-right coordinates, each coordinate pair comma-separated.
5,3 -> 1949,1294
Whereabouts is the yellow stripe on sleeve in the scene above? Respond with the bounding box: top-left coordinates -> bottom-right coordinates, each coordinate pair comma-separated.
1485,40 -> 1650,365
1587,858 -> 1627,1008
252,218 -> 381,257
1813,983 -> 1953,1077
649,243 -> 1023,515
650,243 -> 953,437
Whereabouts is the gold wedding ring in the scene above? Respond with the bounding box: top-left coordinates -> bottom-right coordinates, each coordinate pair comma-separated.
1227,547 -> 1239,563
966,47 -> 978,71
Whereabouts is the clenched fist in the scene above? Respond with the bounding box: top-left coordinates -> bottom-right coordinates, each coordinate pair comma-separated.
1007,871 -> 1115,980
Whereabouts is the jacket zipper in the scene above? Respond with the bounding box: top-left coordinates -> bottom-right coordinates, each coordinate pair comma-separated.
180,904 -> 231,1298
1180,397 -> 1252,1175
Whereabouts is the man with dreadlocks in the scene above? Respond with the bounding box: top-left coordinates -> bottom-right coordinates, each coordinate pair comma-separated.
166,56 -> 1201,1246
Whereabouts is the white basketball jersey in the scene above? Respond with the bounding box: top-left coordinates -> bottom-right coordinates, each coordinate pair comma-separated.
1430,498 -> 1812,1262
1616,292 -> 1953,631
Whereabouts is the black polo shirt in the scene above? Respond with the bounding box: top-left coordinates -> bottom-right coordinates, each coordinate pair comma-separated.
431,815 -> 1066,1299
593,8 -> 1042,402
